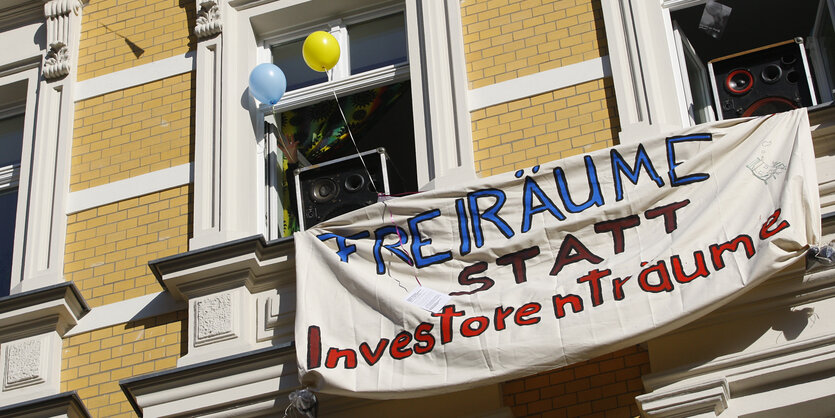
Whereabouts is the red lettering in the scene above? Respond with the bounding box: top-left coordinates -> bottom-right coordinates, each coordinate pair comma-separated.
389,331 -> 413,360
671,252 -> 709,283
325,347 -> 357,369
450,262 -> 494,296
638,260 -> 674,293
576,268 -> 611,306
514,303 -> 541,325
494,306 -> 514,331
307,325 -> 321,369
413,323 -> 435,354
359,339 -> 389,366
645,199 -> 690,233
550,234 -> 604,276
709,235 -> 755,270
432,305 -> 465,344
553,294 -> 584,318
594,216 -> 640,254
496,246 -> 541,284
760,209 -> 790,239
612,276 -> 631,300
461,316 -> 489,337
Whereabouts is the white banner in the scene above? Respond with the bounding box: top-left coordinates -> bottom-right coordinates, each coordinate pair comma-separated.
294,110 -> 820,399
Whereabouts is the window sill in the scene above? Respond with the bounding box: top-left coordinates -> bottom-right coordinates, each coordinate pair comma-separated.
260,63 -> 409,113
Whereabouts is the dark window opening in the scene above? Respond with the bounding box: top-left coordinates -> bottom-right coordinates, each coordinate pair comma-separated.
671,0 -> 835,121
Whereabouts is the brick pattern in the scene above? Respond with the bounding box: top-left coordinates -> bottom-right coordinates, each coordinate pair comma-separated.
501,346 -> 650,417
61,311 -> 186,417
461,0 -> 607,89
71,72 -> 193,192
64,185 -> 191,308
471,78 -> 618,177
77,0 -> 196,81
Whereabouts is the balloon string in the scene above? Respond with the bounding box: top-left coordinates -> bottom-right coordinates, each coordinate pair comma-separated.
327,70 -> 380,195
327,70 -> 421,288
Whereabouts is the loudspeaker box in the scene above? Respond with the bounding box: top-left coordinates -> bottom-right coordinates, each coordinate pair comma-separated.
294,148 -> 398,230
708,38 -> 817,120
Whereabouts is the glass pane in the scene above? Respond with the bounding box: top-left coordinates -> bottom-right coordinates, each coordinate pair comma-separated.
0,189 -> 18,297
349,13 -> 408,74
0,114 -> 24,168
272,38 -> 328,92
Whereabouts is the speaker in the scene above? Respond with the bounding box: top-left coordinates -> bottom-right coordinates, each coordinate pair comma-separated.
708,38 -> 817,120
295,148 -> 397,230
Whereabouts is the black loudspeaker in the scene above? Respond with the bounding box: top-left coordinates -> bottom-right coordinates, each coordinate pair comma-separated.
295,148 -> 397,230
708,39 -> 817,120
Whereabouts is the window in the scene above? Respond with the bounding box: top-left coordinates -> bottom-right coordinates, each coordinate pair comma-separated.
0,81 -> 26,297
262,6 -> 417,234
670,0 -> 835,123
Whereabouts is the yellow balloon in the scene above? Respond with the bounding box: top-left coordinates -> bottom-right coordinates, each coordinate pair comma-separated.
302,31 -> 341,72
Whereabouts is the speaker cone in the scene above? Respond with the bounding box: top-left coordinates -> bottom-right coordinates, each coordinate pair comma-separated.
344,173 -> 366,192
310,178 -> 339,203
761,64 -> 782,84
725,69 -> 754,95
741,96 -> 797,117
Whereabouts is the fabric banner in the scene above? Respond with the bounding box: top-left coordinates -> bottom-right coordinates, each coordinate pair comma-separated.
294,109 -> 820,398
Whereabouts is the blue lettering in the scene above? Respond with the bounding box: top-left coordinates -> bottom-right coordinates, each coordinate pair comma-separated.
408,209 -> 452,268
666,134 -> 711,186
554,156 -> 605,213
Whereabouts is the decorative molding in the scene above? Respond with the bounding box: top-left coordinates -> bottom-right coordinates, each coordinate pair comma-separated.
0,283 -> 88,341
637,378 -> 729,417
42,0 -> 82,80
4,338 -> 44,391
75,52 -> 195,101
0,391 -> 91,418
121,345 -> 297,417
194,292 -> 237,346
66,163 -> 192,214
195,0 -> 222,38
256,292 -> 295,344
0,283 -> 87,406
467,56 -> 613,111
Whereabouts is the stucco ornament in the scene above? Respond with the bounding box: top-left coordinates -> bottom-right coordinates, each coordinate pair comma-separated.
194,293 -> 235,345
195,0 -> 222,38
4,339 -> 44,391
42,0 -> 83,80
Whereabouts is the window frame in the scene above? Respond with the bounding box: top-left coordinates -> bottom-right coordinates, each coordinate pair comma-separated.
602,0 -> 835,142
190,0 -> 474,247
257,5 -> 413,239
0,65 -> 41,295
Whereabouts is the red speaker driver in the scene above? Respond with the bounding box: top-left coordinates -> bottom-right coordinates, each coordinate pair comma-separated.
725,69 -> 754,95
741,96 -> 797,117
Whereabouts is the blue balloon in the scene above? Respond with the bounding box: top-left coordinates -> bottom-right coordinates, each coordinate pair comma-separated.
248,63 -> 287,105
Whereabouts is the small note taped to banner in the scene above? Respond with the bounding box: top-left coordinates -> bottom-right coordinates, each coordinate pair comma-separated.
405,286 -> 450,313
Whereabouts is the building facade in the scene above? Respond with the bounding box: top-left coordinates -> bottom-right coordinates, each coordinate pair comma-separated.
0,0 -> 832,417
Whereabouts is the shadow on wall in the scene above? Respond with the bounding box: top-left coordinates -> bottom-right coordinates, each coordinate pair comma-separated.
99,23 -> 145,58
179,0 -> 199,52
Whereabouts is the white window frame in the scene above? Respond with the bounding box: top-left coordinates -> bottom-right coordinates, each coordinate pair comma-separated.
258,4 -> 413,239
0,70 -> 36,296
191,0 -> 474,246
0,0 -> 81,295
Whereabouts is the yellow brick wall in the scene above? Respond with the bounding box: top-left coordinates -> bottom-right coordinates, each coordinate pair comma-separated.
61,311 -> 186,417
471,78 -> 618,176
71,72 -> 193,192
64,185 -> 191,308
77,0 -> 196,81
461,0 -> 607,88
